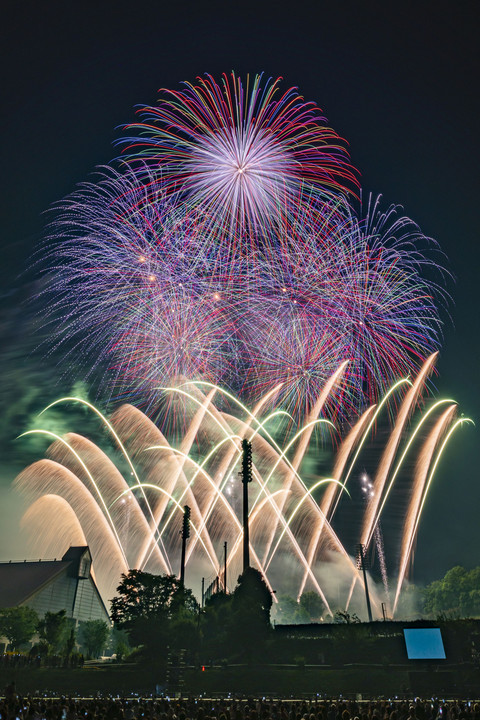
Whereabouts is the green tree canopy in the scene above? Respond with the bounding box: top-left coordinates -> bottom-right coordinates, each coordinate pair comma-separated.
423,565 -> 480,617
274,591 -> 325,624
274,595 -> 309,624
78,619 -> 110,658
38,609 -> 69,653
299,591 -> 325,621
0,606 -> 39,649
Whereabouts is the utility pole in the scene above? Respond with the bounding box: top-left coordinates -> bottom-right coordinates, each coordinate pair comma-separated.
180,505 -> 191,586
223,541 -> 228,592
241,438 -> 253,572
201,577 -> 205,608
356,543 -> 373,622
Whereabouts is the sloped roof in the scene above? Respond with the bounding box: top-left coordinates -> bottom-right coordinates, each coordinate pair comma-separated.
0,560 -> 69,607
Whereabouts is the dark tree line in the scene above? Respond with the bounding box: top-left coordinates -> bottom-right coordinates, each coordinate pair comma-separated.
110,567 -> 273,665
0,607 -> 110,659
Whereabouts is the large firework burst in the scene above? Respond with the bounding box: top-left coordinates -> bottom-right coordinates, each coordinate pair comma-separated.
120,72 -> 358,239
42,166 -> 241,401
239,196 -> 447,414
42,153 -> 447,419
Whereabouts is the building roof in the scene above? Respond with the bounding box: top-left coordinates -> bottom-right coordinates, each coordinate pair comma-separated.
0,546 -> 107,617
0,559 -> 69,607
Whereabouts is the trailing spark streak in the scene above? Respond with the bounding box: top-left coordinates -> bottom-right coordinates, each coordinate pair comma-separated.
260,361 -> 349,571
152,387 -> 220,556
393,413 -> 474,613
360,354 -> 438,550
163,384 -> 344,565
47,433 -> 169,573
265,478 -> 349,571
22,495 -> 88,556
213,408 -> 352,586
108,402 -> 218,572
296,404 -> 377,599
343,364 -> 430,609
15,358 -> 469,616
41,397 -> 170,570
365,398 -> 456,548
157,387 -> 337,605
110,483 -> 219,574
15,460 -> 129,601
19,430 -> 129,568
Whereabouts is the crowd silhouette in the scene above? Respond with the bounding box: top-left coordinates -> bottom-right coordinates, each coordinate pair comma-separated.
1,694 -> 480,720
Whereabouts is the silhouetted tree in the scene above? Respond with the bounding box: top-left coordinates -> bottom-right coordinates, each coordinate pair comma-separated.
202,591 -> 234,658
334,610 -> 361,624
229,567 -> 273,663
110,570 -> 199,659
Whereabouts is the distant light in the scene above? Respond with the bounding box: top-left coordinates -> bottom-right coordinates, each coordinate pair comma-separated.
148,275 -> 156,282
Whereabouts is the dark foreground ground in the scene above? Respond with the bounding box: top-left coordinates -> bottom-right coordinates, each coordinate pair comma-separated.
1,663 -> 479,697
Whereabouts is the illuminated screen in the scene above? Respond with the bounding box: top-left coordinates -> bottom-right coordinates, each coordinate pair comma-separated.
403,628 -> 446,660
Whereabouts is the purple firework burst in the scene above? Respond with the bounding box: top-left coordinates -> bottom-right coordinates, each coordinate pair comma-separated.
41,149 -> 447,421
41,166 -> 241,404
120,72 -> 359,240
237,195 -> 448,415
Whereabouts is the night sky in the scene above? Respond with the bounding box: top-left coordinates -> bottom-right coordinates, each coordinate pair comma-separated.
0,1 -> 478,584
